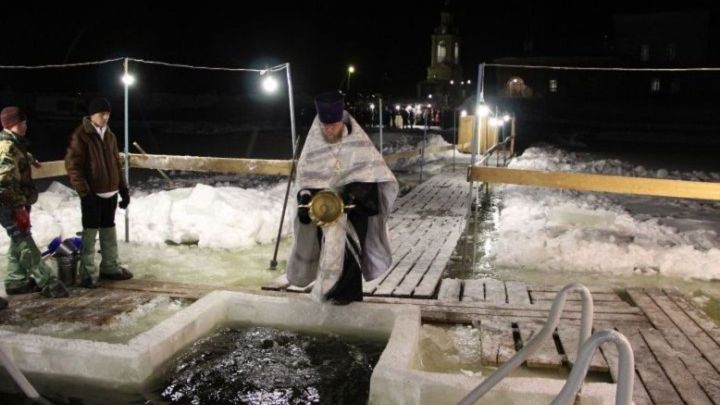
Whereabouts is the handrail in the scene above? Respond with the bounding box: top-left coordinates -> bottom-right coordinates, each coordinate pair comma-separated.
551,330 -> 635,405
457,283 -> 594,405
0,345 -> 40,400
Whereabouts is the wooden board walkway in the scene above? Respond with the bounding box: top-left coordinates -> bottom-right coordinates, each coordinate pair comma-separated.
263,171 -> 469,299
369,283 -> 720,405
2,277 -> 717,405
0,287 -> 167,327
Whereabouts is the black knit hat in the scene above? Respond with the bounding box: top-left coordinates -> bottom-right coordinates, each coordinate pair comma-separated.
88,98 -> 111,115
314,91 -> 345,124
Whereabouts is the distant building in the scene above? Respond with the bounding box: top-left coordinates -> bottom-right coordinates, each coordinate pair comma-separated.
417,11 -> 470,107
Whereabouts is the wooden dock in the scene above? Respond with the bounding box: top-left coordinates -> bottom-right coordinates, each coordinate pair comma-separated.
369,280 -> 720,405
1,278 -> 718,404
263,170 -> 469,298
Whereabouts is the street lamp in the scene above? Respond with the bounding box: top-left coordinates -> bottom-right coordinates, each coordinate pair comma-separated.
476,104 -> 490,117
347,65 -> 355,93
460,109 -> 468,117
261,74 -> 279,93
121,73 -> 136,86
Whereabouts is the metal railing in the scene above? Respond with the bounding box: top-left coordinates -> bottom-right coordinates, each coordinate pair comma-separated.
0,346 -> 41,401
457,283 -> 594,405
552,330 -> 635,405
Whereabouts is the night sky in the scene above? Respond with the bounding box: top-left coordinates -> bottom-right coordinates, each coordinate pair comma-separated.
2,1 -> 720,97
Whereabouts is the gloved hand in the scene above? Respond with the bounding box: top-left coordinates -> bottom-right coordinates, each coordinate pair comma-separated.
119,187 -> 130,209
297,189 -> 313,224
14,207 -> 30,232
340,187 -> 355,205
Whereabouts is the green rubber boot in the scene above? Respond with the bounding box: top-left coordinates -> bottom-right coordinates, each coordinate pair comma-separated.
99,227 -> 132,280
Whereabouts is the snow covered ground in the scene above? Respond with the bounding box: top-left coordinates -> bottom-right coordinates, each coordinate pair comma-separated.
492,145 -> 720,281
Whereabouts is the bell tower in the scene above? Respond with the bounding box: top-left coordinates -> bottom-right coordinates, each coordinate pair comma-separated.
427,11 -> 463,82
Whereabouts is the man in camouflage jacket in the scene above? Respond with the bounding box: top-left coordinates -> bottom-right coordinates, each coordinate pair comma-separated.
0,106 -> 68,298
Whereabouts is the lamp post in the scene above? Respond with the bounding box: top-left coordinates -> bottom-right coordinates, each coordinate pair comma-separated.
268,63 -> 299,270
347,65 -> 355,94
121,58 -> 135,243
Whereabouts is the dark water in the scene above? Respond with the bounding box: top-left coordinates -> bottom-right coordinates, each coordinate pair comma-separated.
154,326 -> 385,405
1,326 -> 385,405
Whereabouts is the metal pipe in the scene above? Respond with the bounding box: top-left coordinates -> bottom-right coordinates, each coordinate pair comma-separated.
123,58 -> 130,243
0,346 -> 40,400
452,109 -> 457,173
551,330 -> 635,405
463,63 -> 484,269
419,112 -> 428,183
269,132 -> 303,270
457,283 -> 594,405
379,97 -> 383,154
285,63 -> 297,154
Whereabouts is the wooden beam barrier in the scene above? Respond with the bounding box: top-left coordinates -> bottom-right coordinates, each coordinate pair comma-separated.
468,166 -> 720,201
32,154 -> 293,179
32,145 -> 459,180
127,153 -> 292,176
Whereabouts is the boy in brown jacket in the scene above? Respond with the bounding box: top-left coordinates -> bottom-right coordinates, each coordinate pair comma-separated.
65,98 -> 132,288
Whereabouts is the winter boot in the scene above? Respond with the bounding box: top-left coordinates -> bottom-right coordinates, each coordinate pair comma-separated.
79,228 -> 99,288
40,278 -> 69,298
99,227 -> 132,280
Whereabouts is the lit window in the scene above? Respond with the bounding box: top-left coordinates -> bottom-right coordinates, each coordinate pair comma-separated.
650,78 -> 661,93
640,44 -> 650,61
549,79 -> 558,93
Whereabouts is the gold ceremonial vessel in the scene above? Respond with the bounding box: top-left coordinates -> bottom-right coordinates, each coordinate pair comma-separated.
298,190 -> 354,226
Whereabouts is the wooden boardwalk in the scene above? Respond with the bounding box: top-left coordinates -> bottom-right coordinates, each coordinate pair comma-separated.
264,171 -> 469,298
369,280 -> 720,405
1,277 -> 718,404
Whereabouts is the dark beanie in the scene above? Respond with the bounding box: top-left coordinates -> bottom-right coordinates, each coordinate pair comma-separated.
88,98 -> 111,115
314,91 -> 345,124
0,106 -> 26,129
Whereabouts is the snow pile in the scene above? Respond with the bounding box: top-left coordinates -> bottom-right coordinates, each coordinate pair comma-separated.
1,180 -> 293,252
494,145 -> 720,280
386,134 -> 459,172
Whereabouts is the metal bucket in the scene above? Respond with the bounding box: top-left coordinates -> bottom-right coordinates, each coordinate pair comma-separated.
55,255 -> 79,286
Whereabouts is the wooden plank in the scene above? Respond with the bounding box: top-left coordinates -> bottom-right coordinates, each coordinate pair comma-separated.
517,321 -> 563,369
364,296 -> 643,315
412,218 -> 465,298
478,318 -> 516,366
614,323 -> 684,405
364,217 -> 428,295
372,220 -> 438,296
557,323 -> 608,373
421,307 -> 647,324
129,153 -> 292,176
437,279 -> 462,302
505,281 -> 531,306
469,166 -> 720,201
649,289 -> 720,373
462,279 -> 485,302
530,285 -> 616,294
664,288 -> 720,347
641,328 -> 713,405
531,291 -> 622,303
628,289 -> 720,403
484,278 -> 507,304
31,159 -> 68,179
393,218 -> 456,297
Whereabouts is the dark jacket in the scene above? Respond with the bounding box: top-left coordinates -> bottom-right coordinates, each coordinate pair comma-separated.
0,130 -> 38,208
65,117 -> 127,197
